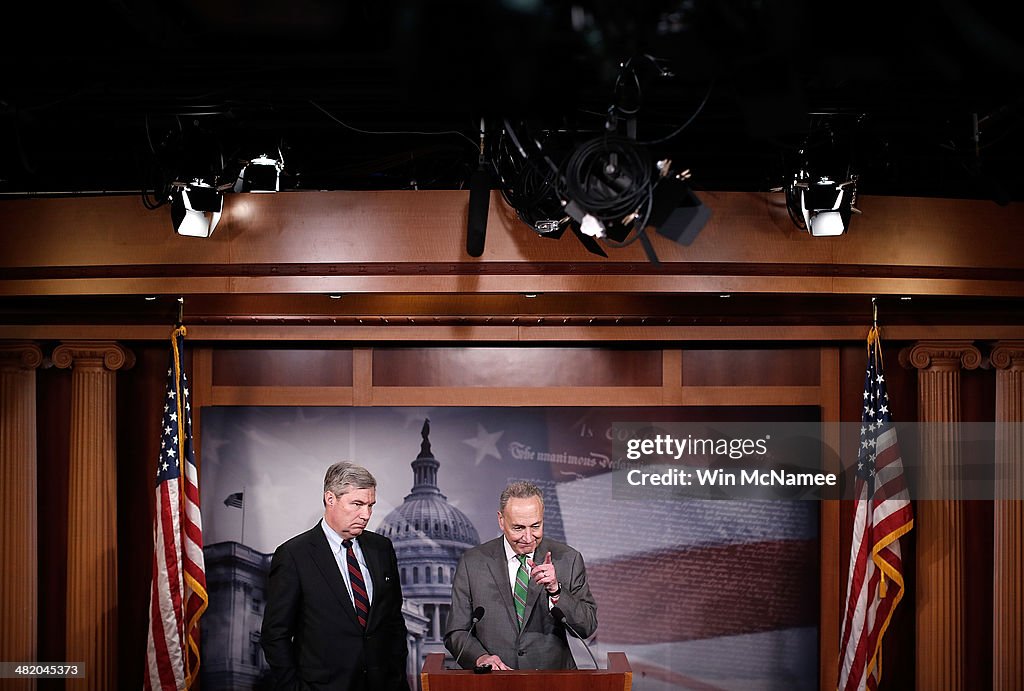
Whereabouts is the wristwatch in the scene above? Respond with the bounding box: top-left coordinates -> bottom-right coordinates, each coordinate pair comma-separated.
548,582 -> 562,597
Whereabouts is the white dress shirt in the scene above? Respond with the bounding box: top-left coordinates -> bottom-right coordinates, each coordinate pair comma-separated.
322,519 -> 374,606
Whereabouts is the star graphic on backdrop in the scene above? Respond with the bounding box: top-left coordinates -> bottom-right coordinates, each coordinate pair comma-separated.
462,424 -> 504,465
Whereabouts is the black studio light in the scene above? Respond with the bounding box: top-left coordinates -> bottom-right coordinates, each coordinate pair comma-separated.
170,179 -> 223,237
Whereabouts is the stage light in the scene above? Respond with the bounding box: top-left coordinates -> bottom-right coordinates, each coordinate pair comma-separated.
784,170 -> 858,236
234,153 -> 283,193
494,121 -> 701,261
170,180 -> 223,237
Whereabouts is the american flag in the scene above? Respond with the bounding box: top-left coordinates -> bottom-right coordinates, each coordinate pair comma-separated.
839,326 -> 914,691
145,326 -> 208,690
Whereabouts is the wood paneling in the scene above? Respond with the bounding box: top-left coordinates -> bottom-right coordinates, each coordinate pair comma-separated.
366,386 -> 668,407
5,323 -> 1024,343
819,347 -> 841,691
212,348 -> 353,387
372,348 -> 662,387
8,274 -> 1024,299
209,385 -> 354,406
676,386 -> 821,406
682,348 -> 821,387
3,192 -> 1024,270
3,192 -> 1024,302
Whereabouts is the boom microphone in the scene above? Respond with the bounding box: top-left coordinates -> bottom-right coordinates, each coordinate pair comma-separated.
551,606 -> 599,670
466,164 -> 490,257
452,606 -> 486,669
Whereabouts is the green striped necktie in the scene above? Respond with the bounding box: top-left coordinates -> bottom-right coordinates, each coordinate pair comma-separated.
513,554 -> 529,629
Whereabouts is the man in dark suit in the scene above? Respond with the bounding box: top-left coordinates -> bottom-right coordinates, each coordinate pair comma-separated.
444,481 -> 598,670
261,462 -> 409,691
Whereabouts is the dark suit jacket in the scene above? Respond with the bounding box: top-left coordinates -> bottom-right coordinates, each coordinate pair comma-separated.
261,522 -> 410,691
443,537 -> 597,670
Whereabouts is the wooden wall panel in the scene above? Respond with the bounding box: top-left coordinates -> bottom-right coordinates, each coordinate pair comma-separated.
212,348 -> 353,387
372,347 -> 663,387
819,348 -> 841,691
3,192 -> 1023,271
682,348 -> 821,387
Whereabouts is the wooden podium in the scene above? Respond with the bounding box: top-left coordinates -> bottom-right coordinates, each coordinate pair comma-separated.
420,652 -> 632,691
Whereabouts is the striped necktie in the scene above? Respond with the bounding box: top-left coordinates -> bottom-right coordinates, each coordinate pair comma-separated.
342,539 -> 369,628
513,554 -> 529,629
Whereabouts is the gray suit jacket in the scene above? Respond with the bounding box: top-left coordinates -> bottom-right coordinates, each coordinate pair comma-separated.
443,536 -> 597,670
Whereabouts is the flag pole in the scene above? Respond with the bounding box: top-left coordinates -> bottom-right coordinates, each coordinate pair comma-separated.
241,484 -> 247,546
869,296 -> 880,353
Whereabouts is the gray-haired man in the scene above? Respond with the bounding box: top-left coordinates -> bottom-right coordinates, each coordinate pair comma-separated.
444,481 -> 598,670
261,462 -> 410,691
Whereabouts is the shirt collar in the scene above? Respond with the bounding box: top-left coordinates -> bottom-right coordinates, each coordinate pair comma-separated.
322,518 -> 355,553
503,537 -> 534,563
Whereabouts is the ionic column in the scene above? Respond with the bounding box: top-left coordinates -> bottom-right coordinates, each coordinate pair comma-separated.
992,341 -> 1024,691
901,341 -> 981,691
0,342 -> 44,691
52,342 -> 134,691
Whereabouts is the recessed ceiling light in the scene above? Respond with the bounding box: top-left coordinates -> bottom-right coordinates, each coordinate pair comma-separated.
719,294 -> 731,298
144,296 -> 158,301
524,293 -> 539,298
328,294 -> 343,299
900,296 -> 912,301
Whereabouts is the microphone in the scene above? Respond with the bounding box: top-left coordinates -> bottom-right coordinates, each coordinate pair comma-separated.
452,606 -> 486,670
466,164 -> 490,257
551,606 -> 599,670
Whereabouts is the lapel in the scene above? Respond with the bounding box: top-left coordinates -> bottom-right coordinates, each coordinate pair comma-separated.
486,538 -> 519,632
361,535 -> 386,630
306,522 -> 362,630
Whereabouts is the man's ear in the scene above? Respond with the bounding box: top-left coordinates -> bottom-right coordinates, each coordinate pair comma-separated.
325,491 -> 334,506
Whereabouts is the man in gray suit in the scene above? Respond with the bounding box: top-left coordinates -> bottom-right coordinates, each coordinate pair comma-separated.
444,481 -> 598,670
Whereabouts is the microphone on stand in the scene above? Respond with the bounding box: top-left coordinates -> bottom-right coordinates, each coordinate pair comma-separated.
466,164 -> 490,257
451,606 -> 486,670
551,606 -> 599,670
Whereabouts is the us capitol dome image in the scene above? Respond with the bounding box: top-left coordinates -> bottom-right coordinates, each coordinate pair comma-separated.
201,418 -> 480,690
378,419 -> 481,682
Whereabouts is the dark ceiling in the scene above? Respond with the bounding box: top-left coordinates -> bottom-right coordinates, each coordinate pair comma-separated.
2,0 -> 1023,201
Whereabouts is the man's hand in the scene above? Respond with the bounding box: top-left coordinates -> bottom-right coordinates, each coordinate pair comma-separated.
475,654 -> 511,670
527,552 -> 558,593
